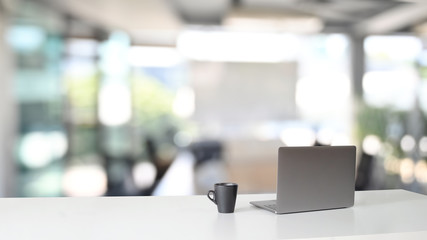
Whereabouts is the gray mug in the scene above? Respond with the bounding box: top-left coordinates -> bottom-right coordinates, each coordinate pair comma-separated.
207,183 -> 238,213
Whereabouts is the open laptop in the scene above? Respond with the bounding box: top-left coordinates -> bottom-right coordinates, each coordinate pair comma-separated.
250,146 -> 356,214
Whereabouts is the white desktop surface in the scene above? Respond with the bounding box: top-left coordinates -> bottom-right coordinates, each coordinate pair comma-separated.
0,190 -> 427,240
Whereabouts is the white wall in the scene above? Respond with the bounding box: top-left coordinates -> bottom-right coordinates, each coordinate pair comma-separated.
191,61 -> 297,140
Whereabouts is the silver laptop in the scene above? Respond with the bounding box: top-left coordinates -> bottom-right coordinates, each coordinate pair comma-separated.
250,146 -> 356,214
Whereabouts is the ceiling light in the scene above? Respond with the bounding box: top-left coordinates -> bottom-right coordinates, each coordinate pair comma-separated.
128,46 -> 183,67
177,30 -> 299,62
223,11 -> 323,33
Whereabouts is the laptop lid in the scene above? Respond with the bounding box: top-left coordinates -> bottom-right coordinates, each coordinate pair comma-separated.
276,146 -> 356,214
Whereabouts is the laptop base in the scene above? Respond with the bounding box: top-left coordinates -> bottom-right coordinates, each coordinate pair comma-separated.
250,200 -> 278,214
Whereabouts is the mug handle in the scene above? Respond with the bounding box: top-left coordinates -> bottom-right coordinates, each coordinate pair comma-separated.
207,190 -> 216,204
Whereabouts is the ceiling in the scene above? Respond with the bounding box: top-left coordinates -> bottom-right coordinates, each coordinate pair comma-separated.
40,0 -> 427,44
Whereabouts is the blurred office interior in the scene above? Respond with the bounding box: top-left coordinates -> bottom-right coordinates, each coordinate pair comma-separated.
1,0 -> 427,197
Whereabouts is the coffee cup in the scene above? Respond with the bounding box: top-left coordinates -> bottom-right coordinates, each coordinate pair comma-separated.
207,183 -> 238,213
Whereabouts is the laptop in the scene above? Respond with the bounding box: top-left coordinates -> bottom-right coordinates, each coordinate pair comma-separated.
250,145 -> 356,214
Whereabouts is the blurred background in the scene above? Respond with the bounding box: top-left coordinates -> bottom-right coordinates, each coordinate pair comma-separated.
1,0 -> 427,197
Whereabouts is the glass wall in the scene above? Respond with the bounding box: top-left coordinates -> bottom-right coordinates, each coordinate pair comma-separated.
7,0 -> 66,196
356,35 -> 427,193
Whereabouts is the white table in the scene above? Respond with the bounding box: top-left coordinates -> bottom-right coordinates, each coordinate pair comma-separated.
1,190 -> 427,240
